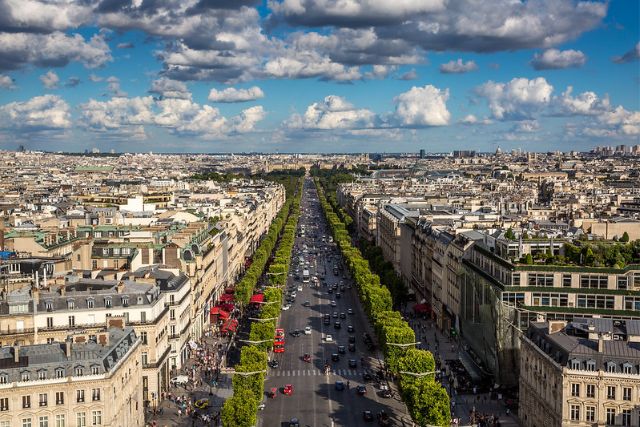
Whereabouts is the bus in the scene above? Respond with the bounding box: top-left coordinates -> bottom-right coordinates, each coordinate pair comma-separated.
274,328 -> 285,353
302,269 -> 310,283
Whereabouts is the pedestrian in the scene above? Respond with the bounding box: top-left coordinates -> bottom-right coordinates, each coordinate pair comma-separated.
178,409 -> 182,417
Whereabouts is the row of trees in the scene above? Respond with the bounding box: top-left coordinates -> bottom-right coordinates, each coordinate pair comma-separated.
361,241 -> 410,308
221,177 -> 303,427
315,177 -> 451,427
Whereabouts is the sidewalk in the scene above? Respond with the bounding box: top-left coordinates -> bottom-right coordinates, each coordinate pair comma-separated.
405,304 -> 521,427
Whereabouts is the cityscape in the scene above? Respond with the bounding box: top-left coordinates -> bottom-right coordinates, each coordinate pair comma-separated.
1,1 -> 639,427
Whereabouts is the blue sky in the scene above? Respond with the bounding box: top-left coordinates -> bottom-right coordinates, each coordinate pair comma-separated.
0,0 -> 638,153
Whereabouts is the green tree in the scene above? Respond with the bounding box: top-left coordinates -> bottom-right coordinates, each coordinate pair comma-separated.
621,232 -> 630,243
405,381 -> 451,427
504,228 -> 516,240
221,388 -> 258,427
524,253 -> 534,265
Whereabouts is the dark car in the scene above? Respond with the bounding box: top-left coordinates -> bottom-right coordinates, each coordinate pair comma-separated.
268,360 -> 279,368
347,325 -> 354,333
338,345 -> 346,354
347,308 -> 354,315
348,335 -> 356,343
348,343 -> 356,352
363,411 -> 374,422
327,288 -> 333,294
348,359 -> 357,368
303,301 -> 310,307
356,385 -> 367,395
334,321 -> 341,329
289,418 -> 300,427
331,353 -> 340,362
335,293 -> 341,299
380,389 -> 392,398
323,315 -> 331,325
335,381 -> 345,391
339,312 -> 346,319
290,330 -> 301,337
363,372 -> 373,381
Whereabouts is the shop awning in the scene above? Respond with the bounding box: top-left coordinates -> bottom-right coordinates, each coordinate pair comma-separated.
220,303 -> 235,312
250,294 -> 265,304
224,288 -> 235,294
413,303 -> 430,313
210,306 -> 230,320
221,318 -> 239,333
219,293 -> 234,303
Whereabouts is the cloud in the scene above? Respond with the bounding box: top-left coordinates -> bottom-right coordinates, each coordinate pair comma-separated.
65,77 -> 81,88
208,86 -> 264,102
116,42 -> 134,49
0,0 -> 92,33
476,77 -> 553,120
0,74 -> 16,89
398,69 -> 417,80
393,85 -> 450,126
0,95 -> 71,132
554,86 -> 610,116
106,76 -> 127,97
264,52 -> 362,81
79,96 -> 155,138
459,114 -> 491,125
439,59 -> 478,74
286,95 -> 376,130
149,78 -> 191,100
612,42 -> 640,64
364,65 -> 398,79
40,70 -> 59,89
89,74 -> 103,82
513,120 -> 540,132
530,49 -> 586,70
0,32 -> 111,71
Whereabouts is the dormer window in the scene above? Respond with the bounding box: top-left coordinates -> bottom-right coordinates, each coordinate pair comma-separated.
570,359 -> 581,370
67,299 -> 75,310
87,298 -> 94,309
21,371 -> 30,382
122,297 -> 129,307
105,298 -> 112,308
586,360 -> 596,371
0,373 -> 8,384
91,366 -> 100,375
75,367 -> 83,376
606,362 -> 617,373
622,363 -> 633,374
45,301 -> 54,311
55,368 -> 64,378
37,370 -> 46,380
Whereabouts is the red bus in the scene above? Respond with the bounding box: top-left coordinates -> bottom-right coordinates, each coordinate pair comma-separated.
274,328 -> 285,352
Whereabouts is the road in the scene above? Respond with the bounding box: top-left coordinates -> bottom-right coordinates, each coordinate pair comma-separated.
259,178 -> 408,427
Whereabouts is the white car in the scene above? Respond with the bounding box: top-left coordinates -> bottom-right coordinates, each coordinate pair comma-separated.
282,304 -> 291,310
291,292 -> 297,298
297,285 -> 303,291
304,326 -> 312,335
330,300 -> 337,307
325,334 -> 333,342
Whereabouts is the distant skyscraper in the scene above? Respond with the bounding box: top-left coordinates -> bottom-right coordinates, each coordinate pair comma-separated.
17,145 -> 25,153
419,149 -> 426,159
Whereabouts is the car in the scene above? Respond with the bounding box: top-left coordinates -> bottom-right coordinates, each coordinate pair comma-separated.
282,304 -> 291,310
297,285 -> 303,291
338,345 -> 346,354
348,359 -> 357,368
290,330 -> 301,337
330,301 -> 337,307
258,402 -> 266,410
334,321 -> 341,329
304,326 -> 312,335
323,317 -> 331,325
339,312 -> 346,319
348,335 -> 356,343
333,311 -> 339,318
331,353 -> 340,362
283,384 -> 294,395
356,385 -> 367,395
348,343 -> 356,352
335,381 -> 345,391
170,375 -> 189,387
274,345 -> 285,353
194,398 -> 209,409
268,360 -> 279,368
289,418 -> 300,427
303,301 -> 310,307
380,389 -> 392,398
327,288 -> 333,294
347,325 -> 354,333
347,308 -> 354,315
325,334 -> 333,342
363,372 -> 373,381
336,293 -> 341,299
291,292 -> 297,298
363,411 -> 374,422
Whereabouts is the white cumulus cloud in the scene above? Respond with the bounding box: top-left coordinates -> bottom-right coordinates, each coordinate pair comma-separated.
476,77 -> 553,120
439,59 -> 478,74
286,95 -> 376,130
208,86 -> 264,103
40,70 -> 60,89
0,74 -> 16,89
0,95 -> 71,131
530,49 -> 586,70
393,85 -> 450,126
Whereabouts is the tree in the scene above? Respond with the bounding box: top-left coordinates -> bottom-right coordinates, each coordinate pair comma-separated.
524,253 -> 534,265
621,232 -> 630,243
221,389 -> 258,427
397,349 -> 436,392
504,228 -> 516,240
405,381 -> 451,427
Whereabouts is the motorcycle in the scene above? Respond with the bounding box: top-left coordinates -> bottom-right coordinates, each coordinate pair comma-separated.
303,353 -> 312,363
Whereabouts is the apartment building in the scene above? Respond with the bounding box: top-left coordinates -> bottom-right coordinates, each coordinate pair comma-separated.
0,326 -> 143,427
520,319 -> 640,427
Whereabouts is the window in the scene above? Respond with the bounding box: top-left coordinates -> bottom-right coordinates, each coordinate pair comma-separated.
622,409 -> 631,426
140,332 -> 148,345
68,316 -> 75,327
23,395 -> 31,408
624,296 -> 640,311
92,410 -> 102,426
571,383 -> 580,397
617,276 -> 628,289
607,385 -> 616,400
105,298 -> 112,308
576,294 -> 615,309
87,299 -> 94,309
92,388 -> 100,401
39,416 -> 48,427
140,311 -> 146,323
75,367 -> 83,376
570,405 -> 580,421
92,260 -> 98,270
622,387 -> 631,401
122,297 -> 129,307
0,374 -> 7,384
528,273 -> 554,287
170,309 -> 175,320
76,413 -> 86,427
586,359 -> 596,371
570,359 -> 581,370
622,363 -> 633,374
39,393 -> 47,407
606,362 -> 617,373
0,397 -> 8,411
562,274 -> 572,287
55,391 -> 64,405
47,338 -> 54,344
76,389 -> 84,403
67,300 -> 74,310
55,368 -> 64,378
55,415 -> 65,427
21,371 -> 30,381
170,325 -> 176,336
91,366 -> 99,375
531,292 -> 568,307
45,301 -> 53,311
1,421 -> 9,427
38,370 -> 46,380
46,317 -> 54,328
169,295 -> 175,304
580,274 -> 609,289
586,406 -> 596,422
586,384 -> 596,398
606,408 -> 616,425
142,352 -> 148,366
502,292 -> 525,305
22,419 -> 32,427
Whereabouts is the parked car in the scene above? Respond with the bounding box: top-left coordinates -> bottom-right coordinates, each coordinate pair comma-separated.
348,359 -> 357,368
335,381 -> 345,391
356,385 -> 367,395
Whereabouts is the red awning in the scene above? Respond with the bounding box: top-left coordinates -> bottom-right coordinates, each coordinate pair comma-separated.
220,303 -> 235,312
250,294 -> 265,304
210,306 -> 230,320
210,307 -> 221,315
219,293 -> 234,302
413,303 -> 430,313
221,318 -> 239,333
224,288 -> 235,294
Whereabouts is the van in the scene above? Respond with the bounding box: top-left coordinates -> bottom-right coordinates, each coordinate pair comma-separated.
171,375 -> 189,386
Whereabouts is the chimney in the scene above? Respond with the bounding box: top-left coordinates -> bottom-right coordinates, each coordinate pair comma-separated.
65,337 -> 72,359
598,334 -> 605,353
13,344 -> 20,363
116,280 -> 125,294
59,285 -> 66,296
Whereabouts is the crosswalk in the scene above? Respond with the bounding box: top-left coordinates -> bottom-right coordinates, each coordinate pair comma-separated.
269,368 -> 367,377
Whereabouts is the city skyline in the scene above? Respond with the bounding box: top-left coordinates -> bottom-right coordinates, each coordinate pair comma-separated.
0,0 -> 638,153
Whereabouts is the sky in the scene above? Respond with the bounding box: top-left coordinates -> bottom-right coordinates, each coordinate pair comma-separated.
0,0 -> 638,153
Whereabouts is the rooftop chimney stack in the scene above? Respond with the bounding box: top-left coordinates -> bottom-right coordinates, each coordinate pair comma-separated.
13,344 -> 20,363
598,334 -> 605,353
65,338 -> 72,359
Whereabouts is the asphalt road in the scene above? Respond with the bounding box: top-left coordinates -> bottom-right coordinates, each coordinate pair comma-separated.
259,178 -> 407,427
